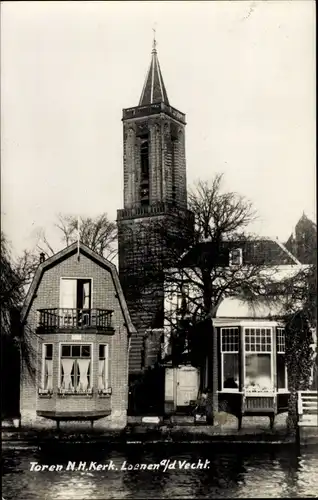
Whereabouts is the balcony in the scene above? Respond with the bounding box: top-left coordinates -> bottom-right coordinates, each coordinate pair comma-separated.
117,203 -> 193,221
37,308 -> 114,333
122,102 -> 186,124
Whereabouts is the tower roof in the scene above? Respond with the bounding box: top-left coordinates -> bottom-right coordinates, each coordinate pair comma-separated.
139,36 -> 169,106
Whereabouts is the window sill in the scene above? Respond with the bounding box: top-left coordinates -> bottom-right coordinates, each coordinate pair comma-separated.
97,388 -> 112,397
38,389 -> 53,398
57,390 -> 94,397
218,390 -> 289,395
218,389 -> 240,394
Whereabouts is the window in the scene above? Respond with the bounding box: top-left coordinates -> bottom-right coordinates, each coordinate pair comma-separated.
244,328 -> 272,391
140,136 -> 149,206
221,328 -> 239,391
42,344 -> 53,391
60,344 -> 91,393
176,284 -> 189,316
171,138 -> 177,205
229,248 -> 243,267
98,344 -> 109,393
277,328 -> 287,391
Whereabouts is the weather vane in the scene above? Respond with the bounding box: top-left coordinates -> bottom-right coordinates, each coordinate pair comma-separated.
152,26 -> 157,52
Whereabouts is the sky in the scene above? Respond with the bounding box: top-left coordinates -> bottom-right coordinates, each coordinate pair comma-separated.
1,0 -> 316,259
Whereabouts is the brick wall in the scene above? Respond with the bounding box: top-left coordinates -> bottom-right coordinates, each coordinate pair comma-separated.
122,114 -> 187,209
144,329 -> 164,368
119,106 -> 189,376
20,251 -> 129,430
118,212 -> 192,374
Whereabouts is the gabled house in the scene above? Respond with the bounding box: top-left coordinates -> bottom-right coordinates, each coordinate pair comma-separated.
20,242 -> 135,429
162,238 -> 309,426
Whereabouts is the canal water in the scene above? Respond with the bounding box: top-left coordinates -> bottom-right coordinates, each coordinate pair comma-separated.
2,443 -> 318,499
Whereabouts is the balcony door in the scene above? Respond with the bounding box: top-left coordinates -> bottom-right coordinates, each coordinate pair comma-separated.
60,278 -> 92,327
80,281 -> 91,309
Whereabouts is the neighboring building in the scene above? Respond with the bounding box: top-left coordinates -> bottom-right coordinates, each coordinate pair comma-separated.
20,242 -> 135,429
285,213 -> 317,265
162,238 -> 308,426
117,38 -> 192,385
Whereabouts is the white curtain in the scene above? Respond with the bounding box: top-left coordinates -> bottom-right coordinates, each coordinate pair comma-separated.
98,359 -> 105,390
61,359 -> 74,390
45,359 -> 53,390
77,359 -> 90,391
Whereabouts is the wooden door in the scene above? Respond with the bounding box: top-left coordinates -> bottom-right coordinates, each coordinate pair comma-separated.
176,366 -> 199,407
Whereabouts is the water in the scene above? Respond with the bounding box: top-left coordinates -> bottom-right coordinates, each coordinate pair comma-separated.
2,444 -> 318,499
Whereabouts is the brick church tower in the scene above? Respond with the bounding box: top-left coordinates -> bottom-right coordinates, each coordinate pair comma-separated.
117,38 -> 192,386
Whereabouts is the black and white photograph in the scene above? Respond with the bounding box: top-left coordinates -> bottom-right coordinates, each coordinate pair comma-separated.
1,1 -> 317,498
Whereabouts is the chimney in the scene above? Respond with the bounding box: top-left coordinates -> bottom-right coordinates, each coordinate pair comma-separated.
39,252 -> 45,264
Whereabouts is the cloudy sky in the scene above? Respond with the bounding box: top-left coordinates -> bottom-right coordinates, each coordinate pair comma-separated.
1,0 -> 315,258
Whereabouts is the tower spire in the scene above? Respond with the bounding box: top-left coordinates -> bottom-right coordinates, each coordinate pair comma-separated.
138,32 -> 169,106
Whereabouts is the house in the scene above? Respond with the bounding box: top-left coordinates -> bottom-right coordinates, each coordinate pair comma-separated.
20,242 -> 135,430
162,238 -> 311,426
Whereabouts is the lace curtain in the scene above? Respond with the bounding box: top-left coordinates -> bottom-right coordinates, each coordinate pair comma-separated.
98,359 -> 106,390
45,359 -> 53,390
61,359 -> 74,390
77,359 -> 90,391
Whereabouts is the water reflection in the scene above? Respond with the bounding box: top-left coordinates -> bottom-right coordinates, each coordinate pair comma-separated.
2,444 -> 318,499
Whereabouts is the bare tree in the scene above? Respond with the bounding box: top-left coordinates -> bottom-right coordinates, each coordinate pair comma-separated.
1,232 -> 24,337
1,232 -> 36,418
35,212 -> 118,261
123,173 -> 280,422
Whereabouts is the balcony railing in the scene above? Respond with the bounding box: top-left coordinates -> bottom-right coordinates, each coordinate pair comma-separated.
37,308 -> 114,333
122,102 -> 186,124
117,203 -> 193,221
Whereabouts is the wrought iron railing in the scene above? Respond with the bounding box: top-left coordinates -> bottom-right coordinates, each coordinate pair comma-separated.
37,308 -> 114,332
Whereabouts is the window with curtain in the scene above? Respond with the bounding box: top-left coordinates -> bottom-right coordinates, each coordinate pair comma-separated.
43,344 -> 53,391
244,328 -> 272,391
277,327 -> 287,390
221,328 -> 239,391
98,344 -> 109,393
60,344 -> 91,393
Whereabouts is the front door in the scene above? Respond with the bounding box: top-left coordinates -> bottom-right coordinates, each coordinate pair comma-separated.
176,366 -> 199,407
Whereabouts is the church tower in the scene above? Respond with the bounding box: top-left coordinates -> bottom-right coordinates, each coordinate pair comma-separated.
117,38 -> 192,380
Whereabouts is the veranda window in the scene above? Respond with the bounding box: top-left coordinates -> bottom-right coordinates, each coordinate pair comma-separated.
42,344 -> 53,391
98,344 -> 109,393
60,344 -> 91,393
221,328 -> 239,391
244,328 -> 272,391
277,328 -> 287,391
